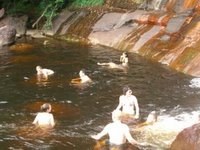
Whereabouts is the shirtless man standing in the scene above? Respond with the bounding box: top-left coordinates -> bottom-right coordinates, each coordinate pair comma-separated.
91,110 -> 139,146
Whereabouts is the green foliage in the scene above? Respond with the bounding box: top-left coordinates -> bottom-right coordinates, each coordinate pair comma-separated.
39,0 -> 65,30
133,0 -> 145,4
72,0 -> 104,8
2,0 -> 33,15
1,0 -> 66,30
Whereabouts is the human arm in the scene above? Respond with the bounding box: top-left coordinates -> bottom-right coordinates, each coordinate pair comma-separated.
40,69 -> 54,78
81,75 -> 92,83
91,125 -> 109,140
134,97 -> 139,119
120,55 -> 123,62
50,114 -> 55,127
44,69 -> 54,76
71,78 -> 81,84
32,114 -> 39,125
125,126 -> 139,145
120,55 -> 128,63
115,96 -> 123,111
97,62 -> 110,66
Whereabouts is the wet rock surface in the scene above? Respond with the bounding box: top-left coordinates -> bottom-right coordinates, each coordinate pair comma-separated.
170,123 -> 200,150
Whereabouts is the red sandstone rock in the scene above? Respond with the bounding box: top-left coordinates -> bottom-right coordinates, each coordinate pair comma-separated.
170,123 -> 200,150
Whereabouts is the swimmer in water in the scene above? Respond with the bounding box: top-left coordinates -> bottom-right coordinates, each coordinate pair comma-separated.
115,86 -> 140,119
120,52 -> 128,66
97,52 -> 128,69
36,66 -> 54,78
32,103 -> 55,127
71,69 -> 92,84
91,110 -> 140,147
136,111 -> 158,128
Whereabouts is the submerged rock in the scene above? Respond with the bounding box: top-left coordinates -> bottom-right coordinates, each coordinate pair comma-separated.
9,43 -> 34,53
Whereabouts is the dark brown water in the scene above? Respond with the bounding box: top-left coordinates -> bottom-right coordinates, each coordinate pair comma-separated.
0,38 -> 199,150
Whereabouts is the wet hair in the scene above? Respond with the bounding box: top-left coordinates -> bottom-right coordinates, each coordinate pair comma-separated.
112,110 -> 122,120
40,103 -> 51,112
36,66 -> 42,70
122,86 -> 131,95
80,68 -> 86,74
147,111 -> 158,123
123,52 -> 128,58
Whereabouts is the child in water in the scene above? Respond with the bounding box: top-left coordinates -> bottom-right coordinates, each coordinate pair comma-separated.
136,111 -> 158,128
71,69 -> 92,84
32,103 -> 55,127
36,66 -> 54,78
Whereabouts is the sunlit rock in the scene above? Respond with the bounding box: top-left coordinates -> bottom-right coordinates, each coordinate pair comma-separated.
105,0 -> 138,10
139,0 -> 168,11
26,30 -> 46,38
170,123 -> 200,150
52,8 -> 75,35
159,21 -> 200,75
48,0 -> 200,77
92,12 -> 123,32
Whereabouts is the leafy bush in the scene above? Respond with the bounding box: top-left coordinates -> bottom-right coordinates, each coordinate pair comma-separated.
38,0 -> 65,29
71,0 -> 104,8
2,0 -> 33,15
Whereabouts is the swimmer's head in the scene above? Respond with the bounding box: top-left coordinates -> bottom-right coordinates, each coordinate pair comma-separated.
41,103 -> 52,112
122,52 -> 128,58
123,86 -> 132,95
112,110 -> 122,121
79,69 -> 86,77
36,66 -> 42,71
146,111 -> 157,123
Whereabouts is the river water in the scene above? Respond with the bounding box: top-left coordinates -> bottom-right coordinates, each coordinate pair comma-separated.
0,38 -> 200,150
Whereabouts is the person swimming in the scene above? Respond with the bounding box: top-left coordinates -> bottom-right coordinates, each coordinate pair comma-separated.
120,52 -> 128,66
97,52 -> 128,69
36,66 -> 54,78
71,69 -> 92,84
32,103 -> 55,127
135,111 -> 158,128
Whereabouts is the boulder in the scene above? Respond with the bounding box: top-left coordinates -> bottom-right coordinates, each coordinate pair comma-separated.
170,123 -> 200,150
7,15 -> 28,37
0,26 -> 16,46
0,15 -> 28,37
0,8 -> 5,19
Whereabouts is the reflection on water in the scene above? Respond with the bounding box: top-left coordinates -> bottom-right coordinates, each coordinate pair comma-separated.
0,39 -> 199,149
